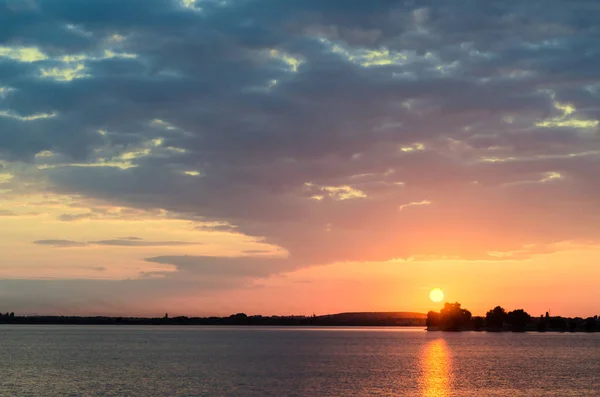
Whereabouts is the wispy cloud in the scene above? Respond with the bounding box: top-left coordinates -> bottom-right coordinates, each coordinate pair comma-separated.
33,238 -> 202,248
33,240 -> 88,248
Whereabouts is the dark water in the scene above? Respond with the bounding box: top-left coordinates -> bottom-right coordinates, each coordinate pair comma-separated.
0,326 -> 598,396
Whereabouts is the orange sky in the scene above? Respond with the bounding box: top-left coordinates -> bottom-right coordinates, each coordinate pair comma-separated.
1,192 -> 598,317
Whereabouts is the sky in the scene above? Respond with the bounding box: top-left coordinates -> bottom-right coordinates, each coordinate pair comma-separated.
1,0 -> 600,317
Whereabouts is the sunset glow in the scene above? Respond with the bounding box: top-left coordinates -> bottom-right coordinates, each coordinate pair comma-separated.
421,339 -> 452,397
430,289 -> 445,303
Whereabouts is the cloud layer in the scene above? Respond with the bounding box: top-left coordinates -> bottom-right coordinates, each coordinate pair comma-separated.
1,0 -> 600,314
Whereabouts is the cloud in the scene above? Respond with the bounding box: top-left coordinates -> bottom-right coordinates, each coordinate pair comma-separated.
33,238 -> 202,247
242,249 -> 274,255
57,213 -> 96,222
90,239 -> 201,247
145,255 -> 290,278
33,239 -> 88,247
2,0 -> 600,312
399,200 -> 432,211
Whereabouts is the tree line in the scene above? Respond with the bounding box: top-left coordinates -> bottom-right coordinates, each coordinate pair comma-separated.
427,302 -> 599,332
0,312 -> 426,326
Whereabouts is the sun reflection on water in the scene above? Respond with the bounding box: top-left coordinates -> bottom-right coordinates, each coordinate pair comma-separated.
421,338 -> 452,397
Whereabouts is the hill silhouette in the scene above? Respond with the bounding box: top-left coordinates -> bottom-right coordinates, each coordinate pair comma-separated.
318,312 -> 426,326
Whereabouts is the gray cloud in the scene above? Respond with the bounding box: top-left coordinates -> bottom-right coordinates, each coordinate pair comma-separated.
90,239 -> 201,247
242,249 -> 273,255
4,0 -> 597,261
33,238 -> 201,247
33,239 -> 88,247
58,213 -> 96,222
145,255 -> 290,278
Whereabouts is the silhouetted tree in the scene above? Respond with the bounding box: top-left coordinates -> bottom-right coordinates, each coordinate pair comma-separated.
439,302 -> 471,331
584,317 -> 597,332
538,315 -> 548,332
426,311 -> 440,328
472,316 -> 485,331
507,309 -> 531,332
9,312 -> 14,318
230,313 -> 248,325
486,306 -> 508,330
549,317 -> 567,332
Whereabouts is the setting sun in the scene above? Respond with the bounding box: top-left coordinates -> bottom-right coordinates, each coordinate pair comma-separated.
430,288 -> 445,303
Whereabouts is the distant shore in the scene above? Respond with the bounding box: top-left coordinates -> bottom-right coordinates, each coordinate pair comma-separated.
0,312 -> 427,327
3,307 -> 598,332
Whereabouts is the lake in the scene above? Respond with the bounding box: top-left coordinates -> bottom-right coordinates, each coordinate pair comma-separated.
0,325 -> 598,396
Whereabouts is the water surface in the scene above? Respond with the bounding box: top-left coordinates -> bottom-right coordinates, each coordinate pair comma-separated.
0,325 -> 598,396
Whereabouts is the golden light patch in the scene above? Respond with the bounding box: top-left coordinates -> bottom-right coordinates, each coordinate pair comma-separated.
40,63 -> 89,81
536,100 -> 599,128
37,150 -> 55,158
304,182 -> 367,201
165,146 -> 187,153
58,54 -> 89,63
38,160 -> 135,170
182,0 -> 197,8
0,173 -> 14,184
400,143 -> 425,152
103,49 -> 138,59
539,171 -> 563,183
183,170 -> 201,177
0,110 -> 57,121
58,50 -> 137,63
36,142 -> 156,170
327,41 -> 408,68
399,200 -> 432,211
0,46 -> 47,62
269,49 -> 303,72
151,119 -> 178,130
119,148 -> 151,161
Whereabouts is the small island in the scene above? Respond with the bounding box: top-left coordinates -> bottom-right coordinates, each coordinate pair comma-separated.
427,302 -> 599,332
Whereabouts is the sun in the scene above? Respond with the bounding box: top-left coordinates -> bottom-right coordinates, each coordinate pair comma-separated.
429,288 -> 444,303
